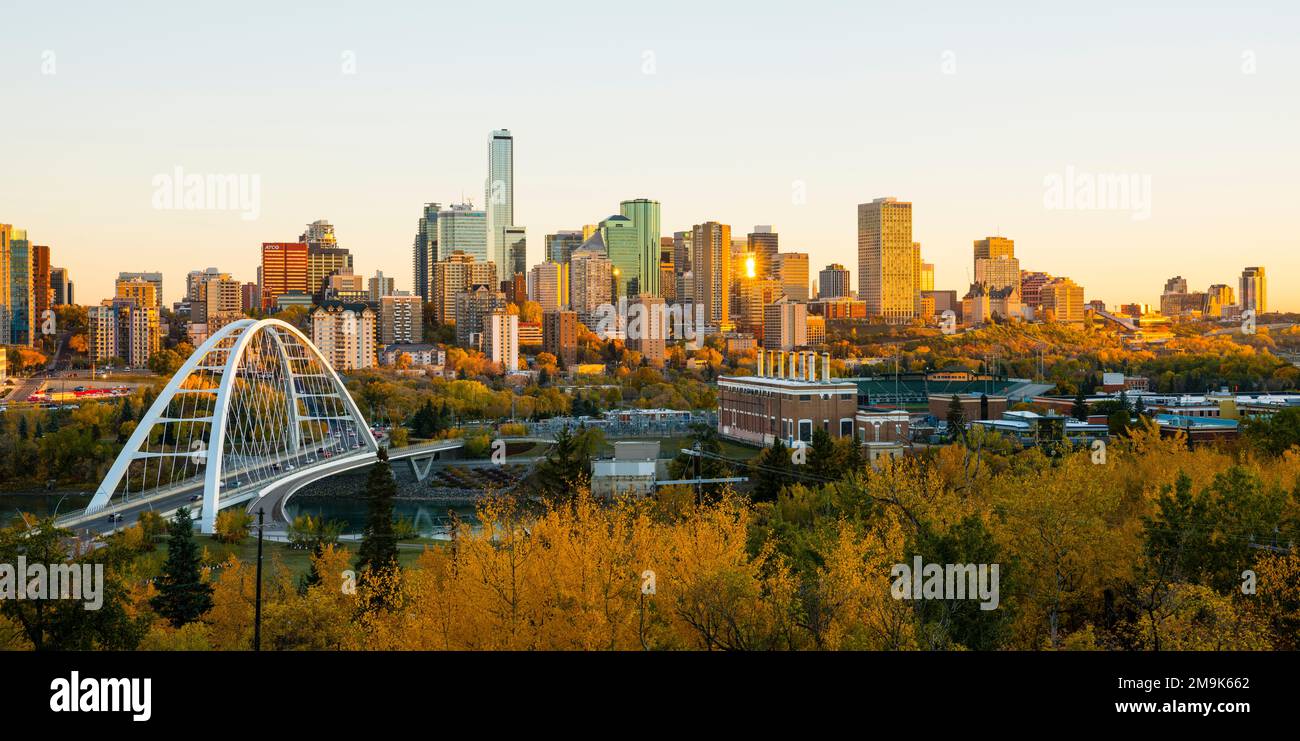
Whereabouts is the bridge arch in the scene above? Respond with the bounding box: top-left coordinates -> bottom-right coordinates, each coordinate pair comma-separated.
86,318 -> 377,533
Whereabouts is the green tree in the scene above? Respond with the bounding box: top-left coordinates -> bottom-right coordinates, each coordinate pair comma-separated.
946,396 -> 967,440
1071,387 -> 1089,421
356,447 -> 400,579
751,437 -> 795,502
808,426 -> 837,482
150,507 -> 214,628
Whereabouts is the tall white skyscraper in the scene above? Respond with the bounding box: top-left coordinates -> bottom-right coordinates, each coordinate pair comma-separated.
486,129 -> 516,283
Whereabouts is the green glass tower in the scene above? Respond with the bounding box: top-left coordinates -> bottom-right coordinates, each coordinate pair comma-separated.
600,215 -> 641,299
619,198 -> 661,297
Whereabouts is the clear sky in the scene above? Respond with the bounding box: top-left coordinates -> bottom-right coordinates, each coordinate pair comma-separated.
2,1 -> 1296,311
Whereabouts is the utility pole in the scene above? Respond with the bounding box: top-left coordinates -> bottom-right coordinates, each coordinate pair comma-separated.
693,441 -> 702,502
254,508 -> 264,652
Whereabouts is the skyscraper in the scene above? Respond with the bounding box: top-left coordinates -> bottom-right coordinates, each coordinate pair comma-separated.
1040,277 -> 1085,323
543,309 -> 578,367
600,214 -> 641,298
484,310 -> 520,372
1163,276 -> 1189,295
380,293 -> 422,345
430,252 -> 497,325
692,221 -> 732,331
260,243 -> 309,309
973,236 -> 1015,261
569,244 -> 614,328
857,197 -> 918,323
747,226 -> 779,278
50,266 -> 72,306
0,225 -> 12,344
304,222 -> 352,300
545,231 -> 583,264
412,202 -> 441,302
32,245 -> 51,330
920,262 -> 935,292
487,129 -> 516,281
529,261 -> 567,312
974,236 -> 1020,297
3,226 -> 32,344
619,198 -> 661,296
777,252 -> 810,302
1240,266 -> 1267,314
437,203 -> 487,263
501,225 -> 527,280
818,264 -> 850,299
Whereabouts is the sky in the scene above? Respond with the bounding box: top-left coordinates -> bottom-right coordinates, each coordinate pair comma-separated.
1,0 -> 1297,311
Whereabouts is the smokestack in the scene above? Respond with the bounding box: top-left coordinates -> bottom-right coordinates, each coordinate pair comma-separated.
757,349 -> 765,377
806,352 -> 815,381
777,351 -> 785,379
789,352 -> 797,379
822,352 -> 831,382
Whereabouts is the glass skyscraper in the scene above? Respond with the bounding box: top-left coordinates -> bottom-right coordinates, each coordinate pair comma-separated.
437,204 -> 488,263
412,202 -> 441,301
8,229 -> 34,345
486,129 -> 515,283
600,215 -> 642,298
619,198 -> 661,297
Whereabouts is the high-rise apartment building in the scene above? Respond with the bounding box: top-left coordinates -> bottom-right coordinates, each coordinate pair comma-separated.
50,267 -> 72,306
763,299 -> 808,351
542,309 -> 578,367
1240,266 -> 1267,314
301,222 -> 352,299
569,245 -> 614,328
380,293 -> 422,346
260,243 -> 309,309
692,221 -> 732,331
32,245 -> 51,328
311,301 -> 376,371
116,271 -> 164,312
483,310 -> 520,373
619,198 -> 661,296
1163,276 -> 1189,295
529,261 -> 568,312
627,294 -> 666,365
430,252 -> 497,325
368,270 -> 396,302
818,264 -> 851,299
777,252 -> 810,302
300,220 -> 338,249
0,224 -> 13,345
412,202 -> 441,302
89,297 -> 159,367
858,198 -> 918,323
1020,271 -> 1053,309
454,285 -> 507,348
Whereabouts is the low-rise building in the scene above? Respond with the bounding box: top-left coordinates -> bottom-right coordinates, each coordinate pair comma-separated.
591,440 -> 660,498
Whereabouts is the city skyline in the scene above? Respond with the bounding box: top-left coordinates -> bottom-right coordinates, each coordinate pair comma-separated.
1,2 -> 1297,311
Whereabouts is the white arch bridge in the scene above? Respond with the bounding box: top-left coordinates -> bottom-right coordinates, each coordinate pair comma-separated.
63,318 -> 461,534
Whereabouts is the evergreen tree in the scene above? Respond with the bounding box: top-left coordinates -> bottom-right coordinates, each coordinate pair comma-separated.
946,396 -> 967,440
751,438 -> 794,502
356,447 -> 400,578
667,423 -> 730,498
808,426 -> 837,482
532,425 -> 597,500
1072,387 -> 1089,421
150,507 -> 214,628
979,393 -> 990,421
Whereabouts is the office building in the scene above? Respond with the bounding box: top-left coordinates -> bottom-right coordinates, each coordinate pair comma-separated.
692,221 -> 732,331
6,227 -> 33,344
1020,271 -> 1053,309
747,226 -> 779,278
777,252 -> 810,302
1040,277 -> 1085,323
858,197 -> 918,323
620,198 -> 662,296
486,129 -> 516,281
437,203 -> 488,262
920,262 -> 935,293
260,242 -> 309,309
1240,266 -> 1267,313
569,242 -> 614,327
1163,276 -> 1189,295
32,245 -> 51,329
818,264 -> 851,299
545,231 -> 584,264
973,236 -> 1015,261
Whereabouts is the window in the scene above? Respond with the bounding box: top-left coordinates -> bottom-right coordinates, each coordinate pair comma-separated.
840,419 -> 853,437
798,420 -> 813,442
